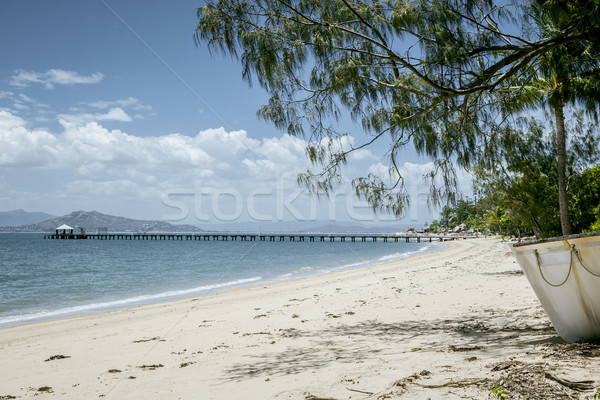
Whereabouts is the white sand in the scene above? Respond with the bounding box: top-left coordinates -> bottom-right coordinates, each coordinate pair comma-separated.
1,238 -> 598,399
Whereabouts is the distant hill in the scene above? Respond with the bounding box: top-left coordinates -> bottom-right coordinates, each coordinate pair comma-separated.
0,209 -> 57,226
0,210 -> 203,233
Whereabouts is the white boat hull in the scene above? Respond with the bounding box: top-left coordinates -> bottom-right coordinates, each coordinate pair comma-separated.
512,232 -> 600,342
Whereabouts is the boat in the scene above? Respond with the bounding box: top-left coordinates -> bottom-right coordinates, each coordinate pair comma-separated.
512,232 -> 600,342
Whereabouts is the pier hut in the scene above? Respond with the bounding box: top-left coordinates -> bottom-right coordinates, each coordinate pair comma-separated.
48,224 -> 87,239
55,224 -> 74,235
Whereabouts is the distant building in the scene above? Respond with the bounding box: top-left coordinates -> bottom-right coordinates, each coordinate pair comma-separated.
55,224 -> 74,235
97,227 -> 109,234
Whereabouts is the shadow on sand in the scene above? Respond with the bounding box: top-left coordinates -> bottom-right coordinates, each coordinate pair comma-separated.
223,312 -> 557,381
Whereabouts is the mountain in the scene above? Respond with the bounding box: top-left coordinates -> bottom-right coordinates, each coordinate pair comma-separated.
0,209 -> 57,226
0,210 -> 203,233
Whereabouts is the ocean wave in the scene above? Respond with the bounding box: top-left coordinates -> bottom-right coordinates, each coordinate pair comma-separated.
322,244 -> 437,273
376,244 -> 431,262
1,240 -> 443,328
0,276 -> 262,326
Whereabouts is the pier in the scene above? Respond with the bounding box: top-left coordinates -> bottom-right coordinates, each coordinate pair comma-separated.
43,232 -> 474,243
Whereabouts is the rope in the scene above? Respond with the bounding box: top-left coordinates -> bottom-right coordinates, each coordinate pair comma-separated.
574,247 -> 600,278
534,247 -> 572,287
534,243 -> 600,287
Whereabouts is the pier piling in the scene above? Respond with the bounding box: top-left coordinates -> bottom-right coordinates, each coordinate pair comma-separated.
43,232 -> 472,242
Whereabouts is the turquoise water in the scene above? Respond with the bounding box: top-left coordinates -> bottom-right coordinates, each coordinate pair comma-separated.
0,233 -> 441,327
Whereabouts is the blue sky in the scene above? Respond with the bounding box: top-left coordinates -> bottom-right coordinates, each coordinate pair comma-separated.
0,0 -> 469,228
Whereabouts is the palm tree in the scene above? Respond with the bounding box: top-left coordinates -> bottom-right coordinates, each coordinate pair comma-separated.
526,70 -> 573,235
484,206 -> 504,237
539,58 -> 599,235
516,6 -> 600,236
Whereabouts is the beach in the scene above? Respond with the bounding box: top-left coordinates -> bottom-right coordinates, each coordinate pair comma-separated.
1,238 -> 598,399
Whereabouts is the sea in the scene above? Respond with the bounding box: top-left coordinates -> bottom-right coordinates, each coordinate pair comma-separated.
0,233 -> 441,328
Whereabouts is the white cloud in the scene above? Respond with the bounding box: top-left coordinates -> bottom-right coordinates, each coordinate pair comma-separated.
101,108 -> 132,122
0,111 -> 27,131
313,135 -> 377,163
87,97 -> 152,112
0,109 -> 429,200
0,91 -> 49,114
65,179 -> 147,198
10,69 -> 104,89
19,94 -> 35,103
0,111 -> 307,189
0,108 -> 462,223
58,107 -> 133,127
349,149 -> 378,161
367,160 -> 473,203
367,161 -> 436,189
0,111 -> 59,166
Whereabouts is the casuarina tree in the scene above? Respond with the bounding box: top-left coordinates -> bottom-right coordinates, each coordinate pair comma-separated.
195,0 -> 600,223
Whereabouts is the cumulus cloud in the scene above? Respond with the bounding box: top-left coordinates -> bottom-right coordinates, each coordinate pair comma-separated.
0,111 -> 27,130
58,107 -> 133,127
0,110 -> 308,189
0,108 -> 447,197
367,160 -> 473,207
0,111 -> 59,166
367,161 -> 436,189
312,134 -> 377,163
0,108 -> 469,223
10,69 -> 103,89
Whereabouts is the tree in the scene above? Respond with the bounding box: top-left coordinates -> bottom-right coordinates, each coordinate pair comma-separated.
195,0 -> 600,217
474,118 -> 563,238
570,164 -> 600,232
516,4 -> 600,235
484,206 -> 504,236
424,220 -> 439,233
472,114 -> 598,238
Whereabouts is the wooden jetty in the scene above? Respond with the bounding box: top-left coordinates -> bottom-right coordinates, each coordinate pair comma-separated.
44,231 -> 474,243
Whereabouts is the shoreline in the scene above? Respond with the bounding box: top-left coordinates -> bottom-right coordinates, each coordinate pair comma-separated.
0,239 -> 443,329
1,239 -> 446,331
2,238 -> 599,399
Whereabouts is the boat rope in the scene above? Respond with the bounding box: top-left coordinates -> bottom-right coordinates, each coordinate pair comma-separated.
534,247 -> 572,287
573,246 -> 600,278
535,244 -> 600,287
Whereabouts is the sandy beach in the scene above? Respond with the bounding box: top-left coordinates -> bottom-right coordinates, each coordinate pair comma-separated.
1,238 -> 599,399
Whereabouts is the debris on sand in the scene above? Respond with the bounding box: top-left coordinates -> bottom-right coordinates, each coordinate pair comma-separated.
44,354 -> 70,362
138,364 -> 164,370
489,361 -> 596,399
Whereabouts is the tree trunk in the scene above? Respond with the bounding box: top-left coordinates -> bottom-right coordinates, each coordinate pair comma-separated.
554,102 -> 571,236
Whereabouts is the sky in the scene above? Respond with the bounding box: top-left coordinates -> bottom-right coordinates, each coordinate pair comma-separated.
0,0 -> 473,229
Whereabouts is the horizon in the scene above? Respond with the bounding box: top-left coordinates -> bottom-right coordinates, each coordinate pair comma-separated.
0,208 -> 432,232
